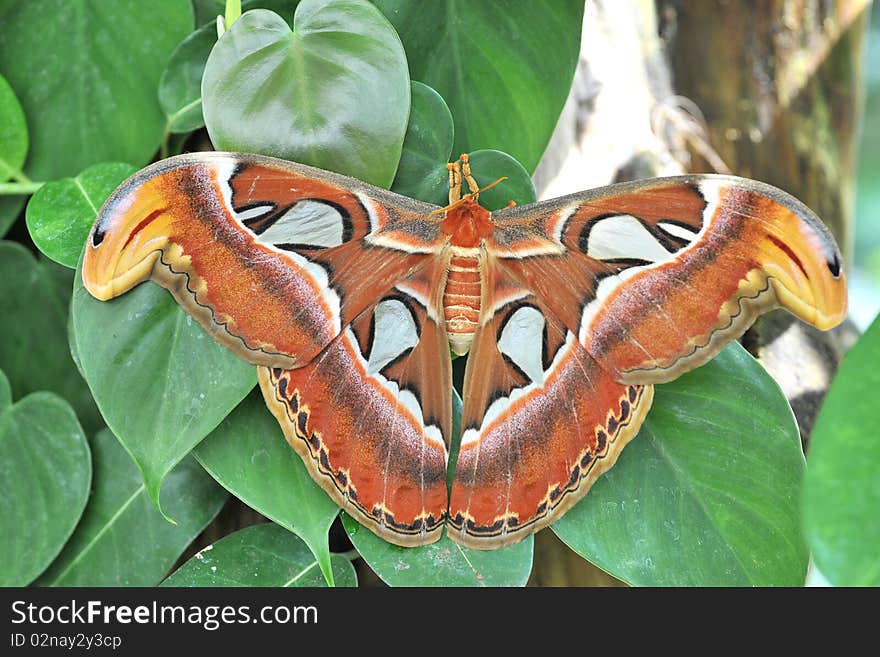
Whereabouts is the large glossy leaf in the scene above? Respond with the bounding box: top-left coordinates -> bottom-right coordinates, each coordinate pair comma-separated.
553,343 -> 808,587
803,315 -> 880,586
71,273 -> 257,512
391,82 -> 455,206
194,390 -> 340,584
0,372 -> 91,586
37,429 -> 227,586
0,0 -> 193,180
0,242 -> 101,433
202,1 -> 410,187
0,72 -> 27,181
374,0 -> 584,173
26,163 -> 136,268
162,523 -> 356,587
343,514 -> 533,587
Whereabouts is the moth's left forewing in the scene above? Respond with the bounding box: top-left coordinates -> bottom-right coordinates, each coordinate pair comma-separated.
491,175 -> 847,384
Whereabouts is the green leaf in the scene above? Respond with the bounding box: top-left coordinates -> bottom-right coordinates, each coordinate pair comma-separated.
160,24 -> 216,134
71,271 -> 257,512
0,0 -> 193,179
374,0 -> 584,174
391,82 -> 455,206
162,523 -> 356,586
803,315 -> 880,586
0,72 -> 27,181
0,241 -> 101,433
343,514 -> 533,586
195,390 -> 340,584
466,150 -> 536,211
36,428 -> 227,586
552,343 -> 808,586
202,1 -> 410,187
0,374 -> 91,586
26,163 -> 137,269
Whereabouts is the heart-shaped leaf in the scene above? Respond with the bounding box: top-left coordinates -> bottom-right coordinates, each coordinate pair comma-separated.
162,522 -> 357,587
552,343 -> 808,586
374,0 -> 584,174
391,82 -> 455,206
0,371 -> 91,586
202,1 -> 410,187
195,390 -> 340,585
71,272 -> 257,513
0,0 -> 193,179
803,314 -> 880,586
26,163 -> 137,268
0,242 -> 101,433
0,72 -> 27,181
343,513 -> 533,587
37,428 -> 228,586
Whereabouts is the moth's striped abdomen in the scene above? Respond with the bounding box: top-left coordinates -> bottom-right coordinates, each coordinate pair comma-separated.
443,252 -> 482,355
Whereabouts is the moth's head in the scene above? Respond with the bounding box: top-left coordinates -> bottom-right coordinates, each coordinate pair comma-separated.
83,162 -> 188,300
436,160 -> 507,248
440,197 -> 493,248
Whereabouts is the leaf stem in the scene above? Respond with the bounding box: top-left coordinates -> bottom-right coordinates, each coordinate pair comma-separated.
0,181 -> 44,194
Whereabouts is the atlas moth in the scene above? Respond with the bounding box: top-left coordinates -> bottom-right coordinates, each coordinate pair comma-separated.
83,152 -> 847,549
